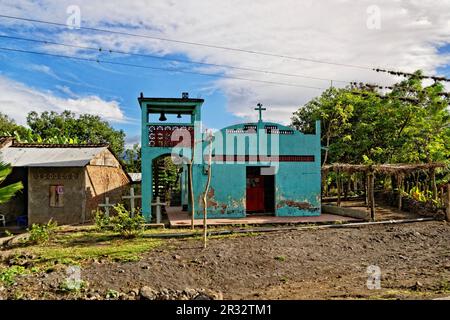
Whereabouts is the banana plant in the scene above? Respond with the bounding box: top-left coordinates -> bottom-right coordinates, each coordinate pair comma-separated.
0,162 -> 23,204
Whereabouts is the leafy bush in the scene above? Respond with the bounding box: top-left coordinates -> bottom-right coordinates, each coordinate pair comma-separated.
110,204 -> 145,238
27,219 -> 58,244
94,209 -> 111,231
0,265 -> 27,286
106,289 -> 120,299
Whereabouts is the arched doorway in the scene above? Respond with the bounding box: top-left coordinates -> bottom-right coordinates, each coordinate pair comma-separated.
151,154 -> 186,221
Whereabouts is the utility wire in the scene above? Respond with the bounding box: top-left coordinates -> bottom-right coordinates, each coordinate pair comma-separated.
0,46 -> 328,90
0,34 -> 350,84
0,14 -> 372,70
3,15 -> 447,81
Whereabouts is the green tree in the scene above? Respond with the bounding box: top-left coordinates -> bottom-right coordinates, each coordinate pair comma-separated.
123,144 -> 141,173
291,70 -> 450,165
0,162 -> 23,204
0,113 -> 27,137
26,111 -> 126,155
292,87 -> 354,165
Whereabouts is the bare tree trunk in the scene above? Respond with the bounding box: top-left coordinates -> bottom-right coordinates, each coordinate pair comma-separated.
202,133 -> 213,249
322,133 -> 331,166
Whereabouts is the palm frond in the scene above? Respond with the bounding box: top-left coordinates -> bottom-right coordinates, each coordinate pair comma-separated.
0,181 -> 23,203
0,162 -> 23,203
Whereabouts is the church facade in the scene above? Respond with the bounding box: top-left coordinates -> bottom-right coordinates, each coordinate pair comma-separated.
139,93 -> 321,221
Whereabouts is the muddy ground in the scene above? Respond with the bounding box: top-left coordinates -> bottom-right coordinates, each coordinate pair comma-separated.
2,220 -> 450,300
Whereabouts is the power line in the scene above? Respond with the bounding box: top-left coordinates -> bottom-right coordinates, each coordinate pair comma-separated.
3,14 -> 448,81
0,46 -> 328,90
350,82 -> 450,97
373,68 -> 450,82
0,34 -> 350,84
0,14 -> 372,70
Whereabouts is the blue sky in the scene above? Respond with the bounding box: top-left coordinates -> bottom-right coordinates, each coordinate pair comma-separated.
0,0 -> 449,147
0,27 -> 243,145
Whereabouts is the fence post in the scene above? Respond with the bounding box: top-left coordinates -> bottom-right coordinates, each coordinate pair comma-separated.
446,184 -> 450,222
368,172 -> 375,221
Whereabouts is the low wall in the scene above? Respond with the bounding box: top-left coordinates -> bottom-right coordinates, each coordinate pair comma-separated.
321,204 -> 369,221
376,191 -> 445,220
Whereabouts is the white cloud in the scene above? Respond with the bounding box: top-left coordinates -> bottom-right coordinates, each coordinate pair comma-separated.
125,134 -> 140,149
0,0 -> 449,125
0,75 -> 126,124
55,84 -> 77,97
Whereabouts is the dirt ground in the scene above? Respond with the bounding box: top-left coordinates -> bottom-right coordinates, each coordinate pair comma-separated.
1,220 -> 450,300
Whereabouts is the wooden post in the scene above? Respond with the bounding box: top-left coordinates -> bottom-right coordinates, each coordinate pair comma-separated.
446,184 -> 450,222
431,168 -> 437,200
440,186 -> 445,207
368,172 -> 375,221
344,176 -> 350,200
397,176 -> 402,211
336,170 -> 341,207
364,174 -> 369,207
189,137 -> 196,230
202,132 -> 213,248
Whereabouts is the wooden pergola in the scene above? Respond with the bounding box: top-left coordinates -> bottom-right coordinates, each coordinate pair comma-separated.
321,162 -> 449,221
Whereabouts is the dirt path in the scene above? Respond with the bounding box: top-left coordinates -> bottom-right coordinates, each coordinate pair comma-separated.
3,221 -> 450,299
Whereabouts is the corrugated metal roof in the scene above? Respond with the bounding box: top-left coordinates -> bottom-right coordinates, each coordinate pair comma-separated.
0,146 -> 108,167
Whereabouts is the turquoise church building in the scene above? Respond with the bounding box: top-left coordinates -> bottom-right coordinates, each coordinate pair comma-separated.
139,92 -> 321,221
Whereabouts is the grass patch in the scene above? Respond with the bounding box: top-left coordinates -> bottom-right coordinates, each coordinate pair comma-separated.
30,238 -> 161,264
274,255 -> 286,262
58,278 -> 88,293
5,230 -> 162,267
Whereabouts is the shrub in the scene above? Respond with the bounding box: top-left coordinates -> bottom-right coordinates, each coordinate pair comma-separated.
110,204 -> 145,239
27,219 -> 57,244
106,289 -> 120,299
0,265 -> 27,286
94,209 -> 111,231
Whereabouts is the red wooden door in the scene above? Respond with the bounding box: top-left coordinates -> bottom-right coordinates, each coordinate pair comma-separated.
246,175 -> 265,212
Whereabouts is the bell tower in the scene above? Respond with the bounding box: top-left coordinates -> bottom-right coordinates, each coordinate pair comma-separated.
138,92 -> 204,221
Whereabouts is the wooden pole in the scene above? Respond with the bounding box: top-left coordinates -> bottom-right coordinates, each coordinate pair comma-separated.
365,174 -> 368,207
397,176 -> 402,211
189,137 -> 196,230
344,176 -> 350,200
431,168 -> 437,200
368,172 -> 375,221
202,132 -> 213,249
446,184 -> 450,222
336,170 -> 341,207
